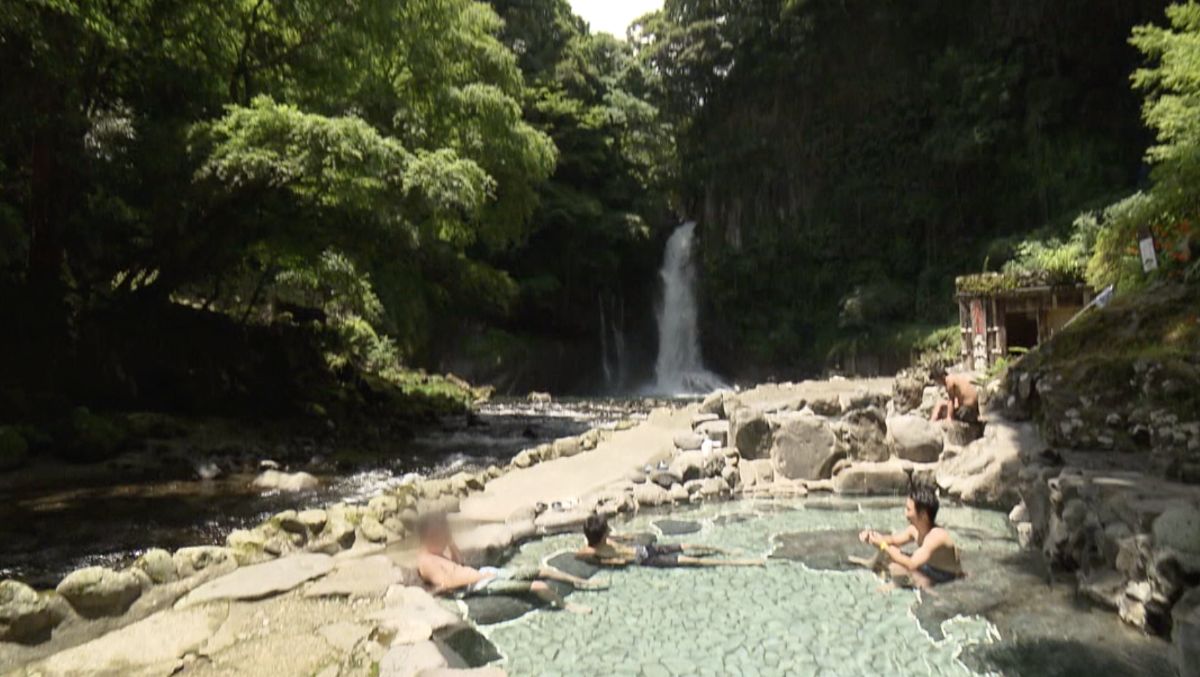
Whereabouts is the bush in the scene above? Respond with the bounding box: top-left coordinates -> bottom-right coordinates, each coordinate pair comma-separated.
61,408 -> 126,463
0,426 -> 29,471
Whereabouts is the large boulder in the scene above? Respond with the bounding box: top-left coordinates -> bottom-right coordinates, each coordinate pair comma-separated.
769,416 -> 844,481
1173,587 -> 1200,677
633,483 -> 670,507
0,580 -> 56,643
1153,506 -> 1200,558
892,370 -> 926,414
730,410 -> 773,460
886,415 -> 943,463
838,407 -> 889,462
936,421 -> 1040,507
699,390 -> 730,416
832,461 -> 911,495
252,469 -> 320,492
668,451 -> 722,483
56,566 -> 143,618
739,459 -> 774,488
173,546 -> 238,578
134,548 -> 179,584
673,433 -> 704,452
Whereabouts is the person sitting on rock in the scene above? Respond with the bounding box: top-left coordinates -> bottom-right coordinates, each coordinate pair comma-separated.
929,365 -> 979,423
857,484 -> 963,588
415,513 -> 598,614
577,514 -> 764,568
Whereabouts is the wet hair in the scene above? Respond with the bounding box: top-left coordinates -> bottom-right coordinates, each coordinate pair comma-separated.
909,485 -> 940,524
416,512 -> 450,540
928,365 -> 948,383
583,513 -> 609,546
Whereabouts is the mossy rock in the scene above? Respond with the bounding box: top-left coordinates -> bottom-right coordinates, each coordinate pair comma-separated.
0,426 -> 29,471
60,408 -> 127,463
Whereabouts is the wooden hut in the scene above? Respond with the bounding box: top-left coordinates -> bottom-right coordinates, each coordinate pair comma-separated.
955,272 -> 1094,371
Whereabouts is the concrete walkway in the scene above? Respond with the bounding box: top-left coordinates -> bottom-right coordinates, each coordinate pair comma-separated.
458,406 -> 693,523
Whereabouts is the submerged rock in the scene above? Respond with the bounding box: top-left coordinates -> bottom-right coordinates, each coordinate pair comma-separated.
252,469 -> 320,492
655,519 -> 702,536
56,566 -> 143,618
770,529 -> 866,571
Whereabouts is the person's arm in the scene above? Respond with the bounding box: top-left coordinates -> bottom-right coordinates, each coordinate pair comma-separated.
876,530 -> 945,572
447,540 -> 464,565
862,525 -> 915,547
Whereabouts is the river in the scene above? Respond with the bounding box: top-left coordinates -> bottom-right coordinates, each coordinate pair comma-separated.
0,398 -> 649,588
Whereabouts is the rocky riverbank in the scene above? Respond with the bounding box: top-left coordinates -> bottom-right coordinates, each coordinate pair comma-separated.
1,375 -> 1196,676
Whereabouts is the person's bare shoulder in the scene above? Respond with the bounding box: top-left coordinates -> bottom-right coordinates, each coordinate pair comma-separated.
928,527 -> 954,547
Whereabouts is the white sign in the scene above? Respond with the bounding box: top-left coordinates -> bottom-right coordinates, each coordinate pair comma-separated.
1139,237 -> 1159,272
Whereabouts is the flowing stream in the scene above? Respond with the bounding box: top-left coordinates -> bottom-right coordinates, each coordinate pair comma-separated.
651,222 -> 726,395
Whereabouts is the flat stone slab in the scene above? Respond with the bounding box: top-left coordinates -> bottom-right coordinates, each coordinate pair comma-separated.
376,586 -> 463,631
305,555 -> 400,599
177,554 -> 333,608
35,603 -> 229,675
380,640 -> 449,677
654,519 -> 701,536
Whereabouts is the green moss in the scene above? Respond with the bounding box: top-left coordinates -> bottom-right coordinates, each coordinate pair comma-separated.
956,269 -> 1085,295
0,426 -> 29,471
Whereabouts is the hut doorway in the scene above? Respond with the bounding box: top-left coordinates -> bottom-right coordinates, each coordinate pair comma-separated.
1005,310 -> 1039,351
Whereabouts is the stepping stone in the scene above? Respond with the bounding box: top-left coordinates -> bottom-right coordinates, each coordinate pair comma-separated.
546,552 -> 600,580
712,513 -> 755,527
463,596 -> 539,625
436,625 -> 503,666
654,519 -> 701,536
176,554 -> 333,608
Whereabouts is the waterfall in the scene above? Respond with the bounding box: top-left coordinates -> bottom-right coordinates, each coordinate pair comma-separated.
651,221 -> 727,395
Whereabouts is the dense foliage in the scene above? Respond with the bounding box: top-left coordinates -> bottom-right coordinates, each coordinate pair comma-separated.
633,0 -> 1173,377
3,0 -> 1200,431
0,0 -> 674,420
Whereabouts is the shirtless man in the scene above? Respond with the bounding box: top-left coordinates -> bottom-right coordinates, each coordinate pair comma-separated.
415,513 -> 597,614
858,485 -> 963,588
577,514 -> 764,568
929,366 -> 979,423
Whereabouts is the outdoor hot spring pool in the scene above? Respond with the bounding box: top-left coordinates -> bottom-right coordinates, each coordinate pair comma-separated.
472,498 -> 1172,677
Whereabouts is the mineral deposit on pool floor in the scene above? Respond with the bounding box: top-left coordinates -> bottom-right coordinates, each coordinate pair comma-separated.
481,501 -> 998,677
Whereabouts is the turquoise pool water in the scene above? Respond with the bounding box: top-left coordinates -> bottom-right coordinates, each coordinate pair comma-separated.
478,498 -> 1171,677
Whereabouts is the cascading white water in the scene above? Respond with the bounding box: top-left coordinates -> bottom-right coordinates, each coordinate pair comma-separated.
651,221 -> 727,395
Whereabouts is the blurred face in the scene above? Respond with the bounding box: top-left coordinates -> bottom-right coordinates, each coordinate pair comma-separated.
421,522 -> 451,551
905,498 -> 929,527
